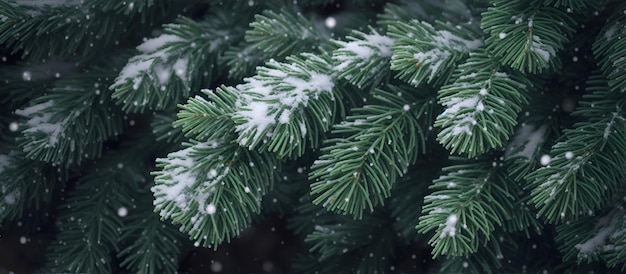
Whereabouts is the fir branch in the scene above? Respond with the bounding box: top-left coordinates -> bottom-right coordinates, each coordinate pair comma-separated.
542,0 -> 603,11
555,201 -> 626,270
331,28 -> 394,90
44,153 -> 145,273
526,76 -> 626,223
222,7 -> 330,79
118,197 -> 184,274
0,61 -> 77,109
481,0 -> 575,73
246,8 -> 329,57
152,139 -> 279,247
176,86 -> 238,142
0,153 -> 65,223
301,210 -> 398,273
438,233 -> 506,273
504,88 -> 563,182
151,113 -> 185,144
111,15 -> 241,112
233,53 -> 336,159
14,69 -> 124,167
222,43 -> 266,80
0,0 -> 174,63
417,159 -> 515,258
3,0 -> 626,272
378,0 -> 478,26
434,50 -> 530,157
310,85 -> 436,219
592,1 -> 626,93
388,19 -> 482,87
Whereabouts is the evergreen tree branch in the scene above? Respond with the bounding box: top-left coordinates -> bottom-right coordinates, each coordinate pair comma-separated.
526,75 -> 626,224
14,69 -> 124,167
0,0 -> 175,63
44,152 -> 146,273
503,86 -> 564,182
175,86 -> 238,142
481,0 -> 575,73
438,233 -> 506,273
111,14 -> 242,113
592,1 -> 626,93
300,209 -> 399,273
434,50 -> 530,157
542,0 -> 603,11
388,19 -> 482,86
378,0 -> 479,26
152,139 -> 280,247
417,159 -> 516,258
555,200 -> 626,270
222,7 -> 330,79
389,160 -> 441,242
310,85 -> 436,218
118,189 -> 185,274
331,28 -> 394,90
151,113 -> 185,144
0,153 -> 66,223
233,53 -> 336,159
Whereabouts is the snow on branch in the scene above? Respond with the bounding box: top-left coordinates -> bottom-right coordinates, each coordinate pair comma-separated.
505,124 -> 548,160
152,139 -> 279,247
15,100 -> 67,149
482,0 -> 575,73
527,77 -> 626,224
435,51 -> 529,157
332,29 -> 394,89
233,53 -> 335,158
111,17 -> 237,112
389,20 -> 482,86
418,160 -> 513,258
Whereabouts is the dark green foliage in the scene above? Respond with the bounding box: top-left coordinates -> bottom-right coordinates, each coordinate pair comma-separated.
481,0 -> 575,73
15,69 -> 124,166
527,75 -> 626,224
310,85 -> 437,218
152,139 -> 280,248
1,0 -> 626,273
434,50 -> 530,157
388,19 -> 482,86
0,0 -> 177,64
43,147 -> 183,273
417,159 -> 515,257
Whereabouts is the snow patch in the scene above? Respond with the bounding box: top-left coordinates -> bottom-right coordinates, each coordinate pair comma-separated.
111,33 -> 189,90
15,101 -> 67,147
438,96 -> 481,136
575,212 -> 619,254
137,34 -> 182,52
333,30 -> 394,72
405,22 -> 482,82
440,214 -> 458,238
530,35 -> 555,62
152,142 -> 222,219
505,124 -> 547,160
235,55 -> 334,146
